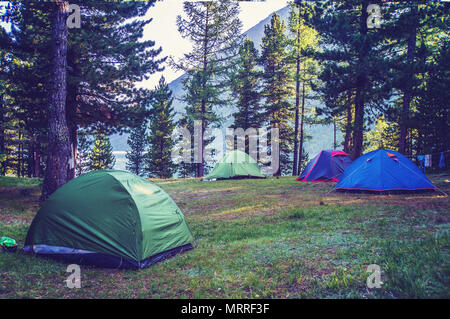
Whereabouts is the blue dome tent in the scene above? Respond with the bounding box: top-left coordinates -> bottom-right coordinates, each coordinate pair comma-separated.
335,149 -> 437,193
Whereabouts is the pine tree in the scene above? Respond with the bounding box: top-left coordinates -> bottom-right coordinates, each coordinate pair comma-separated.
298,150 -> 310,174
89,133 -> 115,171
365,116 -> 399,152
398,3 -> 418,154
1,6 -> 16,176
411,40 -> 449,156
288,2 -> 319,175
173,115 -> 197,178
75,130 -> 92,176
308,1 -> 388,159
260,13 -> 294,176
3,2 -> 51,178
145,76 -> 177,179
65,0 -> 165,178
229,37 -> 262,156
231,37 -> 262,131
125,121 -> 147,177
380,2 -> 448,155
6,1 -> 165,180
173,0 -> 242,177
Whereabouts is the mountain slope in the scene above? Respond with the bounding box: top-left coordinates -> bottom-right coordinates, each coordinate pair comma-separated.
111,5 -> 340,171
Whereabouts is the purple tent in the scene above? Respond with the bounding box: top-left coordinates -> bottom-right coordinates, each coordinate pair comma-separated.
297,150 -> 353,182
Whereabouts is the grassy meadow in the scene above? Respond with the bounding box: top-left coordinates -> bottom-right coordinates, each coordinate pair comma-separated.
0,175 -> 449,299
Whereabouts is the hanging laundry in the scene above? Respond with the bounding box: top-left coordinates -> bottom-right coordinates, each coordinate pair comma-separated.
425,154 -> 432,167
439,152 -> 445,168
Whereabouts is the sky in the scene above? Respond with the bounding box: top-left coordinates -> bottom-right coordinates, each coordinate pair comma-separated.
0,0 -> 290,87
139,0 -> 290,89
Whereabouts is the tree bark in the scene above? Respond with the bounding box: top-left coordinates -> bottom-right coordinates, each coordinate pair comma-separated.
343,91 -> 353,154
292,5 -> 302,176
41,1 -> 72,200
272,119 -> 281,177
17,130 -> 22,177
0,93 -> 4,176
353,90 -> 364,160
398,4 -> 417,154
333,119 -> 337,149
198,4 -> 210,178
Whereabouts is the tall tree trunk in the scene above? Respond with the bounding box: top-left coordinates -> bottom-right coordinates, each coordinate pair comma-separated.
198,5 -> 210,178
272,118 -> 281,177
41,1 -> 71,200
333,119 -> 337,149
398,4 -> 417,154
17,130 -> 22,177
297,80 -> 306,174
0,93 -> 4,176
352,0 -> 369,160
343,91 -> 353,154
245,104 -> 249,154
292,5 -> 301,176
353,92 -> 364,160
199,103 -> 205,178
27,143 -> 33,178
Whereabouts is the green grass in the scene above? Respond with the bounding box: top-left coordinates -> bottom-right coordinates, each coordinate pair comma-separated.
0,176 -> 41,188
0,174 -> 449,298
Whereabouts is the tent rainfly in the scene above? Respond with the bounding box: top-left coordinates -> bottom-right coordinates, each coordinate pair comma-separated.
24,170 -> 194,269
204,150 -> 265,180
297,150 -> 353,182
335,149 -> 437,193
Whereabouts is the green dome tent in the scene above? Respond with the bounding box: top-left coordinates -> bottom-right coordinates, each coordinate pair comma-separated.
205,150 -> 265,180
24,170 -> 194,269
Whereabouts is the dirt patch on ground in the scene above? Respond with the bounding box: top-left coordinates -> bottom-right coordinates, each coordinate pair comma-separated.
170,188 -> 242,202
325,193 -> 450,211
175,182 -> 449,221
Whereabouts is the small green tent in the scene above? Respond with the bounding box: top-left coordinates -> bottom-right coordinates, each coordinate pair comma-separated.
205,150 -> 265,180
24,170 -> 194,269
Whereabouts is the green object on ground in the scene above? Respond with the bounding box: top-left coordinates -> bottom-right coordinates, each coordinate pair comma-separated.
25,170 -> 194,265
1,236 -> 17,247
205,150 -> 265,180
1,236 -> 17,252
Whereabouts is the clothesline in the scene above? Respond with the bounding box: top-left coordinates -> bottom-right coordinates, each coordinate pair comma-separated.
409,150 -> 448,171
415,150 -> 450,157
404,149 -> 450,159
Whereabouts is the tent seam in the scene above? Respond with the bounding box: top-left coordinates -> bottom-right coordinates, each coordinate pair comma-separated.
105,171 -> 143,261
